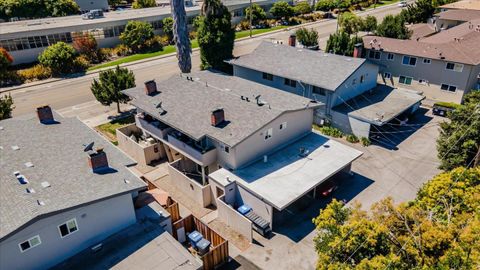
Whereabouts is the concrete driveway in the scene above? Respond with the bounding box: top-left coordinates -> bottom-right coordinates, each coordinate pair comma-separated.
233,107 -> 442,269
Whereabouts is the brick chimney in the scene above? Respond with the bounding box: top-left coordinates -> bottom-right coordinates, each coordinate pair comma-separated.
288,34 -> 296,47
211,108 -> 225,127
87,148 -> 109,172
353,43 -> 363,58
145,80 -> 157,96
36,105 -> 54,124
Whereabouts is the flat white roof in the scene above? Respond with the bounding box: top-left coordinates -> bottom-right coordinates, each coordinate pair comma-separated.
209,132 -> 363,210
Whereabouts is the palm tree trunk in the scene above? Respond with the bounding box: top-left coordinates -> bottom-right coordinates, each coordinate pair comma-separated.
171,0 -> 192,73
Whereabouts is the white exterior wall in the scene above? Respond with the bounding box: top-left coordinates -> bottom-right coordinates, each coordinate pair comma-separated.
235,185 -> 273,228
0,194 -> 137,270
75,0 -> 109,12
216,196 -> 253,242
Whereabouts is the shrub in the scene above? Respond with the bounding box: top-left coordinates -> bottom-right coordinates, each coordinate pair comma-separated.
0,71 -> 24,86
294,1 -> 312,15
315,0 -> 335,11
0,94 -> 14,120
188,31 -> 197,40
38,42 -> 76,74
72,34 -> 101,63
288,16 -> 303,25
97,48 -> 113,62
236,20 -> 251,31
0,48 -> 13,71
113,44 -> 131,56
132,0 -> 156,9
270,1 -> 294,20
361,137 -> 371,146
245,3 -> 267,25
158,35 -> 171,46
17,65 -> 52,82
120,20 -> 154,53
162,17 -> 174,42
346,134 -> 359,143
72,55 -> 90,72
144,35 -> 164,52
316,125 -> 344,138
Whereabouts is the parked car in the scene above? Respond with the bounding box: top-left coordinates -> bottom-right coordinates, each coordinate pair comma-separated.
82,9 -> 104,20
432,102 -> 459,117
318,180 -> 338,197
398,1 -> 407,7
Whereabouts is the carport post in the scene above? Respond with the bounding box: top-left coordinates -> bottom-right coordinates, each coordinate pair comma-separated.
313,187 -> 316,199
201,166 -> 206,185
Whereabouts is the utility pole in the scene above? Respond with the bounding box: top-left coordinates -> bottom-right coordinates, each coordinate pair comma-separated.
249,0 -> 253,38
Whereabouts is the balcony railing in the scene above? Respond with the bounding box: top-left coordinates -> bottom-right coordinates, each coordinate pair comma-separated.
167,133 -> 217,165
135,115 -> 170,140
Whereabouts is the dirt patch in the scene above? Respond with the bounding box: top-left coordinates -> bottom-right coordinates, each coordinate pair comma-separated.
208,219 -> 251,252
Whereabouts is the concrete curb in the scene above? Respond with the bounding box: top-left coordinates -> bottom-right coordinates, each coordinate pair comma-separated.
1,1 -> 402,94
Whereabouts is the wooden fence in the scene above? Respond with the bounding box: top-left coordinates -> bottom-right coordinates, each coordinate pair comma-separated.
165,198 -> 181,223
140,176 -> 156,190
172,215 -> 229,270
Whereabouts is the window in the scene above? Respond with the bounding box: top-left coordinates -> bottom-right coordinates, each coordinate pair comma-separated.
360,75 -> 365,83
387,53 -> 394,61
284,78 -> 296,87
446,62 -> 463,72
279,122 -> 287,130
368,50 -> 381,59
423,58 -> 431,64
262,72 -> 273,81
312,86 -> 326,96
402,56 -> 417,66
352,78 -> 357,85
58,219 -> 78,238
19,235 -> 41,252
418,79 -> 427,85
399,75 -> 413,85
264,128 -> 273,140
440,84 -> 457,92
224,145 -> 230,153
384,72 -> 392,79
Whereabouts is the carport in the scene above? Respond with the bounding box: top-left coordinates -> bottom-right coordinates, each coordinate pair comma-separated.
331,86 -> 425,138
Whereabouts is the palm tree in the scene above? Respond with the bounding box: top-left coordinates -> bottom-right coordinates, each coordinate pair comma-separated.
170,0 -> 191,73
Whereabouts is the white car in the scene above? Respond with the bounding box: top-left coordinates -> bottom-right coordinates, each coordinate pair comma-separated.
398,1 -> 408,7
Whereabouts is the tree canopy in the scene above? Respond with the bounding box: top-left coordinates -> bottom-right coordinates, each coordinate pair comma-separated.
376,14 -> 411,39
325,31 -> 362,56
38,42 -> 77,75
313,167 -> 480,269
294,1 -> 312,15
0,94 -> 14,120
437,91 -> 480,170
0,47 -> 13,72
269,1 -> 294,20
197,0 -> 235,71
72,34 -> 99,63
162,17 -> 174,41
400,0 -> 436,24
90,66 -> 134,113
338,12 -> 363,35
295,28 -> 319,48
245,3 -> 267,25
132,0 -> 156,9
120,20 -> 154,53
362,15 -> 377,33
0,0 -> 79,20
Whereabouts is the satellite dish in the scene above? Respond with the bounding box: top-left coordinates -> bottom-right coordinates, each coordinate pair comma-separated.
156,102 -> 162,109
83,142 -> 94,152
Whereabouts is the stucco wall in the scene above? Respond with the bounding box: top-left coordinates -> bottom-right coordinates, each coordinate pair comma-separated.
235,185 -> 273,228
167,160 -> 212,207
0,194 -> 136,270
117,124 -> 165,166
75,0 -> 109,11
216,196 -> 253,242
366,49 -> 476,103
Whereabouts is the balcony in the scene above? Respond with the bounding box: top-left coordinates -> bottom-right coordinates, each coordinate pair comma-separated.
167,132 -> 217,166
135,113 -> 171,140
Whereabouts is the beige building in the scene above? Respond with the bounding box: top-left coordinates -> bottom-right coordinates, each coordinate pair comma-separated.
362,18 -> 480,104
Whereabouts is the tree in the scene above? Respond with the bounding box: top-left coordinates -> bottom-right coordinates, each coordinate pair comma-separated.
197,0 -> 235,71
376,14 -> 411,39
0,94 -> 14,120
171,0 -> 192,73
245,3 -> 266,25
313,167 -> 480,269
120,20 -> 154,53
108,0 -> 122,8
338,12 -> 363,35
315,0 -> 335,11
294,1 -> 312,15
295,28 -> 319,48
325,31 -> 361,56
269,1 -> 294,20
0,47 -> 13,72
72,34 -> 99,63
400,0 -> 436,24
0,0 -> 79,20
362,15 -> 377,33
132,0 -> 156,9
162,17 -> 174,42
38,42 -> 76,74
90,66 -> 134,113
437,92 -> 480,171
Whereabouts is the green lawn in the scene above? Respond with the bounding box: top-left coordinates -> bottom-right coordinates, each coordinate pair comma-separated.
95,114 -> 135,144
88,26 -> 288,71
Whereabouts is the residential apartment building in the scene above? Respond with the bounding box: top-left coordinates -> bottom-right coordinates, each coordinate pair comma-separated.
75,0 -> 109,12
0,107 -> 146,270
121,71 -> 362,240
363,18 -> 480,104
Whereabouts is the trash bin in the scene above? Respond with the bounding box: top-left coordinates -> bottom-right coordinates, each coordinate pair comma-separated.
188,231 -> 203,249
197,238 -> 211,256
237,204 -> 252,215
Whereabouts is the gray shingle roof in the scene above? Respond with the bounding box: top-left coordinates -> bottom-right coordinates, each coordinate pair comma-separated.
123,71 -> 320,147
228,41 -> 367,91
0,114 -> 146,240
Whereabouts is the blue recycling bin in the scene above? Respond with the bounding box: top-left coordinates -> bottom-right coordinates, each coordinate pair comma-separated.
237,204 -> 252,215
188,231 -> 203,249
197,238 -> 211,256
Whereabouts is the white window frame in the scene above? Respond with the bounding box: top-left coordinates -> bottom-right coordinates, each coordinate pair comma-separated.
19,235 -> 41,253
264,128 -> 273,140
399,75 -> 413,85
402,56 -> 417,66
423,58 -> 431,64
279,122 -> 287,130
445,62 -> 464,72
440,83 -> 457,92
368,50 -> 381,60
58,218 -> 79,238
384,72 -> 392,79
387,53 -> 394,61
223,144 -> 230,154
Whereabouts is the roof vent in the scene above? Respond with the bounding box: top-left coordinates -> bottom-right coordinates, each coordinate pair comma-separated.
17,175 -> 28,184
13,171 -> 20,176
26,187 -> 36,193
37,200 -> 45,206
124,179 -> 130,184
41,181 -> 51,188
0,126 -> 3,130
25,162 -> 34,168
11,145 -> 20,150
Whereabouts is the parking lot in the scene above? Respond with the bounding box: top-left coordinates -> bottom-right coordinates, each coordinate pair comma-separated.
232,107 -> 443,269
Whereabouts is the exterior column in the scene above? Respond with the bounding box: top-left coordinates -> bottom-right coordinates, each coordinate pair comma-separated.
201,166 -> 206,186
